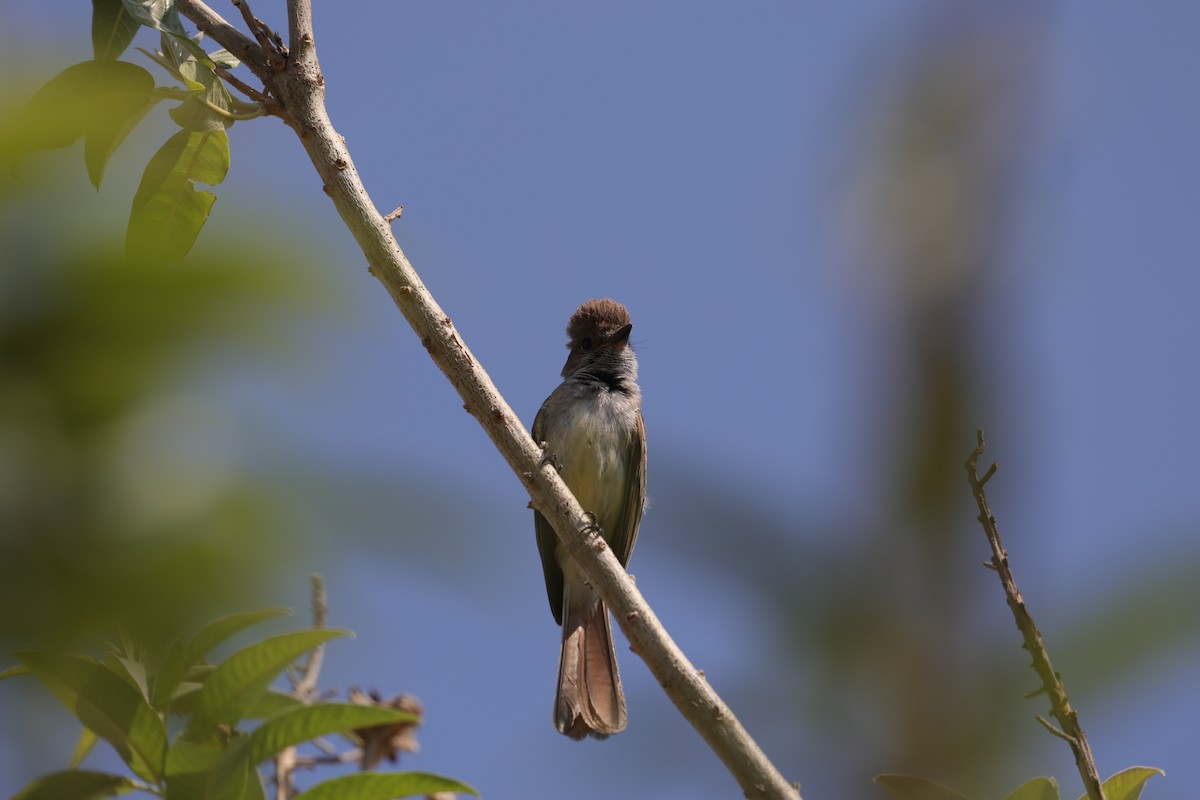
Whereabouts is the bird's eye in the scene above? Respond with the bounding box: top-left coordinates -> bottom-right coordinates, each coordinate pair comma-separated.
580,337 -> 594,350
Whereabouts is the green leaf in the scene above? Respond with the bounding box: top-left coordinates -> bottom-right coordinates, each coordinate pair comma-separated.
152,639 -> 188,712
15,650 -> 168,782
164,738 -> 262,800
208,48 -> 240,70
10,769 -> 137,800
11,60 -> 156,160
874,774 -> 970,800
1004,776 -> 1058,800
170,60 -> 234,132
70,725 -> 101,768
175,683 -> 304,721
184,629 -> 348,739
84,87 -> 162,189
298,772 -> 479,800
1077,767 -> 1165,800
210,703 -> 420,799
236,702 -> 420,767
92,0 -> 141,60
244,689 -> 304,719
0,664 -> 31,679
104,649 -> 151,700
126,128 -> 230,263
184,608 -> 292,668
121,0 -> 187,36
164,738 -> 264,800
164,738 -> 221,800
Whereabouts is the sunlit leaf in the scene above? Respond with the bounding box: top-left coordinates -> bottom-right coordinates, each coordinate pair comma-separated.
70,726 -> 101,768
236,702 -> 419,767
92,0 -> 141,60
874,774 -> 970,800
14,651 -> 168,782
209,703 -> 421,799
171,681 -> 303,720
208,48 -> 240,70
120,0 -> 186,36
151,639 -> 187,712
1076,767 -> 1165,800
163,738 -> 262,800
298,772 -> 479,800
244,689 -> 304,719
1004,776 -> 1058,800
163,738 -> 220,800
183,608 -> 292,669
9,769 -> 136,800
184,629 -> 348,739
104,650 -> 150,700
126,128 -> 230,263
0,664 -> 31,680
170,60 -> 234,132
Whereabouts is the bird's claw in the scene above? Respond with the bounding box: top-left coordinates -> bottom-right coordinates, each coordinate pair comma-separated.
537,443 -> 562,471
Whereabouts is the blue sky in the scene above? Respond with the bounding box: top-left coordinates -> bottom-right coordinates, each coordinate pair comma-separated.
2,2 -> 1198,799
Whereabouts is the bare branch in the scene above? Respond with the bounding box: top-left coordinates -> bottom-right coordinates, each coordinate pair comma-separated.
274,575 -> 331,799
173,4 -> 801,797
295,574 -> 327,701
965,429 -> 1107,800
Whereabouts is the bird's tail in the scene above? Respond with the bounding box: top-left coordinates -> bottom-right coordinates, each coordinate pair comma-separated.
555,585 -> 627,739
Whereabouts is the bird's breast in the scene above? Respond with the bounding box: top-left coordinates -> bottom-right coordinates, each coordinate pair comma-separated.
542,391 -> 637,534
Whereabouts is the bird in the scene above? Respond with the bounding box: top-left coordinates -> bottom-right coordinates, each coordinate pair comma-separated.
532,298 -> 646,739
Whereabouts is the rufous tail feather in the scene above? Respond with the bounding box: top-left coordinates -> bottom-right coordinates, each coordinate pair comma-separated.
555,591 -> 627,739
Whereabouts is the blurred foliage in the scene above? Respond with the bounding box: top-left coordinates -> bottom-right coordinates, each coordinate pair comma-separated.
2,607 -> 473,799
876,768 -> 1162,800
654,6 -> 1197,799
0,85 -> 335,651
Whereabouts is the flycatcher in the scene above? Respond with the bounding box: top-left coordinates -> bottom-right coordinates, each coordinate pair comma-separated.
532,298 -> 646,739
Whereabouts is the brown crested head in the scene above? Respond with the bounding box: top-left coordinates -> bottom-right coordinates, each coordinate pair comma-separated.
566,298 -> 632,349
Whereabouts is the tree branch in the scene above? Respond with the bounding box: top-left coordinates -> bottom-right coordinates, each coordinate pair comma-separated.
177,0 -> 270,80
965,429 -> 1106,800
294,573 -> 327,701
176,3 -> 800,797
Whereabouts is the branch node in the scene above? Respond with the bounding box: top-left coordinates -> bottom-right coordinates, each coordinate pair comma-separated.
385,205 -> 405,223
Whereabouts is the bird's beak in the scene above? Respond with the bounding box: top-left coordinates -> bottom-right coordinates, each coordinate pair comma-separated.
604,323 -> 633,348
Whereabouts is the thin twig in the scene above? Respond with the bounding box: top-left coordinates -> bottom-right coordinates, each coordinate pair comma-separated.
233,0 -> 286,68
295,574 -> 327,701
275,575 -> 329,799
294,749 -> 363,768
965,429 -> 1107,800
174,3 -> 801,797
176,0 -> 270,80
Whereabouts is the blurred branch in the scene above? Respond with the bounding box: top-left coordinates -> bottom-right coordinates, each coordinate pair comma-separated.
275,574 -> 330,800
175,1 -> 800,797
965,429 -> 1106,800
294,573 -> 327,701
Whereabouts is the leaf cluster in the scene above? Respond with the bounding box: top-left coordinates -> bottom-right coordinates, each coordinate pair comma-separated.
874,760 -> 1163,799
3,609 -> 476,800
6,0 -> 267,264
